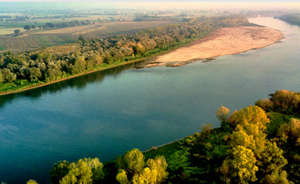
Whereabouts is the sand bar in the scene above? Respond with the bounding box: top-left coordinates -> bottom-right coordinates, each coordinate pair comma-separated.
144,26 -> 283,67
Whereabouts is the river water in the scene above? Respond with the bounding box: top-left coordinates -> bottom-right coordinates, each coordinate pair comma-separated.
1,17 -> 300,183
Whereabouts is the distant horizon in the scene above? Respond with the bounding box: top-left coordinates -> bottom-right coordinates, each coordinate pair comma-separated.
0,2 -> 299,11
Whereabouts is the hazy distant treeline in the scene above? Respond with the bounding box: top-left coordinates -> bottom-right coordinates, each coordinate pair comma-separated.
275,14 -> 300,26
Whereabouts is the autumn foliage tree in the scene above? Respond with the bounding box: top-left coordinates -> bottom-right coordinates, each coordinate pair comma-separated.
116,149 -> 168,184
219,106 -> 288,183
50,158 -> 104,184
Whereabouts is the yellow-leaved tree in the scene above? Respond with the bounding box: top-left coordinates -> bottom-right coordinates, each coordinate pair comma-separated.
116,149 -> 168,184
220,106 -> 288,183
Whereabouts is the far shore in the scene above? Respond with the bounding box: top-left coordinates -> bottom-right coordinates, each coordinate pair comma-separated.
139,26 -> 283,68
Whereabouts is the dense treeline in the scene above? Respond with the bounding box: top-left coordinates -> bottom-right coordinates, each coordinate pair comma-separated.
40,19 -> 93,29
24,90 -> 300,184
23,19 -> 94,30
255,90 -> 300,114
0,15 -> 249,93
275,14 -> 300,26
134,15 -> 179,21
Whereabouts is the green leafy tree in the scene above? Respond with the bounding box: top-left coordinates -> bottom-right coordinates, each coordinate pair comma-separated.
14,29 -> 20,36
2,68 -> 16,82
24,25 -> 31,30
29,67 -> 42,82
51,160 -> 70,184
0,70 -> 4,84
71,56 -> 86,74
121,148 -> 145,177
259,142 -> 288,183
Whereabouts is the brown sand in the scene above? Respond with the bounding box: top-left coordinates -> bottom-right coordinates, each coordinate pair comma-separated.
151,26 -> 283,66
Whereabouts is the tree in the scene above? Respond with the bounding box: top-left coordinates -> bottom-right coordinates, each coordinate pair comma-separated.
1,68 -> 16,82
146,156 -> 168,182
51,160 -> 70,184
26,180 -> 38,184
116,170 -> 130,184
29,67 -> 42,82
0,70 -> 4,84
216,106 -> 230,129
259,142 -> 288,183
72,56 -> 86,74
121,148 -> 145,177
116,149 -> 168,184
255,98 -> 274,111
14,29 -> 21,36
51,158 -> 104,184
24,25 -> 31,30
228,105 -> 270,138
220,105 -> 288,183
220,145 -> 258,184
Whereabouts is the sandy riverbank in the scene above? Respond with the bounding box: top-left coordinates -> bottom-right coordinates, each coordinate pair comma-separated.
141,26 -> 283,67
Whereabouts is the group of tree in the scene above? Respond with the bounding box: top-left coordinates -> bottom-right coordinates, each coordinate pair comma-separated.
23,25 -> 37,31
41,19 -> 93,29
14,29 -> 21,36
0,15 -> 250,91
275,14 -> 300,26
31,149 -> 168,184
134,15 -> 178,22
5,15 -> 30,22
255,90 -> 300,114
50,158 -> 105,184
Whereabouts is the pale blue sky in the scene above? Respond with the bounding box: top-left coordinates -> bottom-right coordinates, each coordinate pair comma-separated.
0,2 -> 299,11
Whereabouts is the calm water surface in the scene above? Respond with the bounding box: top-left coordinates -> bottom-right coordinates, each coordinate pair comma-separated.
1,17 -> 300,183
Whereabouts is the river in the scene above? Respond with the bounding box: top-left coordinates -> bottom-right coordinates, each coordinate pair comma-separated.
0,17 -> 300,183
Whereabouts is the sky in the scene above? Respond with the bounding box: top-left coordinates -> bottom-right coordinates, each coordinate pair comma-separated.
0,2 -> 299,11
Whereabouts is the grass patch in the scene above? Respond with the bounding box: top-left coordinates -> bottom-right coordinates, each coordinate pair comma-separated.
0,79 -> 44,92
267,111 -> 297,138
144,141 -> 181,161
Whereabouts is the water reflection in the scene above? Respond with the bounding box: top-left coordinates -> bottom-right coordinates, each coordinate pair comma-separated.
0,62 -> 136,108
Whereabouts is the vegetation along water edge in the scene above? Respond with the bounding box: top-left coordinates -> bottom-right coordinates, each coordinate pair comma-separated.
24,89 -> 300,184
